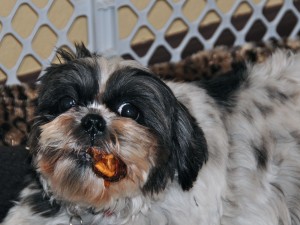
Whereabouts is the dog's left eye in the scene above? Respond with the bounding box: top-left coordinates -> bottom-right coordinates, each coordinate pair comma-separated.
117,103 -> 139,120
58,96 -> 77,112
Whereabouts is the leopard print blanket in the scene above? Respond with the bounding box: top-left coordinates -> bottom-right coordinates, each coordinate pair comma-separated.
1,38 -> 300,146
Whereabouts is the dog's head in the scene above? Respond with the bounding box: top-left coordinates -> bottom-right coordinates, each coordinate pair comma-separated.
29,44 -> 208,208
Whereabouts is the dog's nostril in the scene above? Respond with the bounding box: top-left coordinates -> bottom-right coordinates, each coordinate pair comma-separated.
81,114 -> 106,134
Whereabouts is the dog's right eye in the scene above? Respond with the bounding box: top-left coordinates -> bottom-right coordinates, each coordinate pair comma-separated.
117,103 -> 139,120
58,96 -> 77,112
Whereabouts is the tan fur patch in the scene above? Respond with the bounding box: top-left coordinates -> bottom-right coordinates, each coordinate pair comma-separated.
39,113 -> 76,149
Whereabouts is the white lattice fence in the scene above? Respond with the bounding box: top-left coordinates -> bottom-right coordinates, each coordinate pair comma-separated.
0,0 -> 95,84
1,0 -> 300,84
116,0 -> 300,65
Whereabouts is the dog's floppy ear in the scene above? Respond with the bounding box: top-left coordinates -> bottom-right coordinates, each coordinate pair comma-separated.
171,102 -> 208,190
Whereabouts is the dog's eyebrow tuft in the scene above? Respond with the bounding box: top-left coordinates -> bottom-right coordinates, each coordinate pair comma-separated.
55,42 -> 95,63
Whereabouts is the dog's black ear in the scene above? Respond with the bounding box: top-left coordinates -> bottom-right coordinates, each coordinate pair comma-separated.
171,103 -> 208,190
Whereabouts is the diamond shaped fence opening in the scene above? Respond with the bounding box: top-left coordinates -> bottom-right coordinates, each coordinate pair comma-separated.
294,0 -> 300,12
32,25 -> 58,59
182,0 -> 206,23
12,4 -> 38,39
148,45 -> 171,65
231,2 -> 253,31
277,10 -> 298,37
0,34 -> 23,69
245,20 -> 267,42
263,0 -> 283,21
181,37 -> 204,59
17,55 -> 41,82
118,6 -> 138,40
216,0 -> 235,13
165,19 -> 189,48
131,26 -> 155,57
148,1 -> 173,30
0,0 -> 17,17
130,0 -> 150,11
199,10 -> 221,40
48,0 -> 74,30
31,0 -> 48,9
214,29 -> 236,47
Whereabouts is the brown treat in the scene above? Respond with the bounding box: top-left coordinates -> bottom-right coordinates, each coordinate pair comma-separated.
87,147 -> 127,182
94,153 -> 118,177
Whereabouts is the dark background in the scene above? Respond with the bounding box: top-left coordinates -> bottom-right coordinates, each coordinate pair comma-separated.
0,146 -> 32,222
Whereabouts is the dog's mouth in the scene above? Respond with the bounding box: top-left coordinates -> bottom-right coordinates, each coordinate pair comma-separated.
87,147 -> 127,184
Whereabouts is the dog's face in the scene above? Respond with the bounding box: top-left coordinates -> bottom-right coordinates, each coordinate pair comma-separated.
29,44 -> 208,209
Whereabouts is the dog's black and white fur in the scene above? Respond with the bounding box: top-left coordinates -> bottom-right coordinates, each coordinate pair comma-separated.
3,44 -> 300,225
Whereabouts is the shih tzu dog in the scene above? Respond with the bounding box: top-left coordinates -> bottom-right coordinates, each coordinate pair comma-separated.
3,44 -> 300,225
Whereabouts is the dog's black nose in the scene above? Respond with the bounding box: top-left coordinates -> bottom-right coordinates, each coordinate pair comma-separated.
81,114 -> 106,136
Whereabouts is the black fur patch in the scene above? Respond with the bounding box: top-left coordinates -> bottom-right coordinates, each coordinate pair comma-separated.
252,140 -> 268,169
241,109 -> 254,122
289,130 -> 300,146
278,218 -> 284,225
253,101 -> 274,117
199,61 -> 248,109
266,86 -> 289,103
23,191 -> 61,217
172,102 -> 208,190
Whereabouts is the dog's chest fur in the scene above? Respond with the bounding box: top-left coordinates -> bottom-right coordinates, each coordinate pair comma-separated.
3,51 -> 300,225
